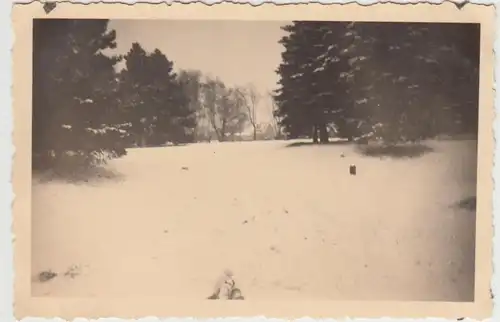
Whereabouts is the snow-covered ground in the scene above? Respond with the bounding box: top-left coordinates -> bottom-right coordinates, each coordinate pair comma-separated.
31,139 -> 477,301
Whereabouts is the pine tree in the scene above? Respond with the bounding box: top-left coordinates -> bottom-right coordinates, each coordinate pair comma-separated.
274,22 -> 317,140
345,22 -> 479,143
32,19 -> 128,171
274,21 -> 479,146
343,22 -> 423,143
419,23 -> 479,137
312,22 -> 357,141
275,21 -> 357,143
120,44 -> 196,147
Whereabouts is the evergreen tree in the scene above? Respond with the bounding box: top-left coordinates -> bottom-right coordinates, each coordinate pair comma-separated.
274,22 -> 316,140
312,22 -> 357,141
32,19 -> 128,171
275,21 -> 480,145
346,22 -> 479,143
120,43 -> 196,147
275,21 -> 358,143
344,22 -> 424,143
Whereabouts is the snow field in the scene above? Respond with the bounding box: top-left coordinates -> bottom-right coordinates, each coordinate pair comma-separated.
32,139 -> 477,301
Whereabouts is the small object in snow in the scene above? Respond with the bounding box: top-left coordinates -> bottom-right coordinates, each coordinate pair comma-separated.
283,209 -> 289,214
340,152 -> 345,158
230,287 -> 245,300
208,269 -> 236,300
181,166 -> 189,171
242,220 -> 248,225
64,265 -> 81,279
38,270 -> 57,282
349,164 -> 356,175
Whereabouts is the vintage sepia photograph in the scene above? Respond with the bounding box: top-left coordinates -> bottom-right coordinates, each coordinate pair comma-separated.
12,2 -> 495,320
31,17 -> 481,299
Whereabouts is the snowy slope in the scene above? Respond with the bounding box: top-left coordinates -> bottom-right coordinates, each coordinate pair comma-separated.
31,139 -> 477,301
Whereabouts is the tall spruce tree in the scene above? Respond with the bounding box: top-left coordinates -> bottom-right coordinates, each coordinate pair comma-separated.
274,22 -> 308,140
32,19 -> 128,170
275,21 -> 360,143
275,21 -> 480,145
346,22 -> 479,143
313,22 -> 357,141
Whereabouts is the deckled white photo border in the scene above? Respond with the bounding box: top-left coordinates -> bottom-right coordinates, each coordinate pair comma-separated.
3,0 -> 498,321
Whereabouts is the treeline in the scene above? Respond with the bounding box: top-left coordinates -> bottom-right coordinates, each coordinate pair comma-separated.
32,19 -> 274,171
179,72 -> 283,143
273,21 -> 480,144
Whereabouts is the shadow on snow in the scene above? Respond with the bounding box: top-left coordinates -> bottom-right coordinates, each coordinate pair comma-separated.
451,196 -> 477,213
285,141 -> 352,148
285,140 -> 435,159
357,143 -> 435,159
33,165 -> 125,185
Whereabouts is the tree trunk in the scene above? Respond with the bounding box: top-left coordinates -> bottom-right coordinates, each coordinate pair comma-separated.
219,121 -> 227,142
319,124 -> 329,144
253,127 -> 257,141
212,127 -> 223,142
312,125 -> 319,143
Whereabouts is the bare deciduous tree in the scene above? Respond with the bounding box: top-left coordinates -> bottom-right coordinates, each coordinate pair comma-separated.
268,91 -> 283,139
201,77 -> 248,142
236,84 -> 260,141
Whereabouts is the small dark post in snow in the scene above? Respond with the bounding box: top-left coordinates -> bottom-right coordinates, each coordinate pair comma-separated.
349,164 -> 356,176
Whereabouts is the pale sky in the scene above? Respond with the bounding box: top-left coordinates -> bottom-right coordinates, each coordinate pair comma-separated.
108,20 -> 290,124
